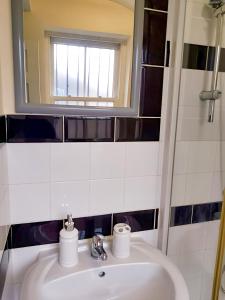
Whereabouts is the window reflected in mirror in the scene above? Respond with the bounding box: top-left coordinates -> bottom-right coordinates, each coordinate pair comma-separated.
23,0 -> 135,108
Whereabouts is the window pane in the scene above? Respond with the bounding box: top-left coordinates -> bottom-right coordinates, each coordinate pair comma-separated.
68,46 -> 85,97
53,42 -> 116,99
54,44 -> 68,96
98,48 -> 115,98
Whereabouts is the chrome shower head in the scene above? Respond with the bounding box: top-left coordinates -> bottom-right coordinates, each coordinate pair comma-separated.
209,0 -> 225,8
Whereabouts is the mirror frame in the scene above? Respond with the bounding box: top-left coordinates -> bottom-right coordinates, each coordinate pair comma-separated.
11,0 -> 144,116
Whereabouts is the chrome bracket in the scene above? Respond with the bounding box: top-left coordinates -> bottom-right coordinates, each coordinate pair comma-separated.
199,90 -> 222,101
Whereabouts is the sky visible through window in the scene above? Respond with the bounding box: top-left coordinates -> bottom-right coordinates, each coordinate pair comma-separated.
53,43 -> 116,99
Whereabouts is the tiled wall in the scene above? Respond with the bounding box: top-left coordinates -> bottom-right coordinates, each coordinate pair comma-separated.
0,0 -> 168,236
0,117 -> 9,298
167,0 -> 225,299
7,141 -> 160,224
0,4 -> 169,295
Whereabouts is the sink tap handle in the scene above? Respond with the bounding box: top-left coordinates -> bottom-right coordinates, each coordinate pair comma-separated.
92,234 -> 104,246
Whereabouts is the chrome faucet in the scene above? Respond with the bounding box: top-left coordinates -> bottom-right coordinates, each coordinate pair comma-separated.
91,234 -> 107,261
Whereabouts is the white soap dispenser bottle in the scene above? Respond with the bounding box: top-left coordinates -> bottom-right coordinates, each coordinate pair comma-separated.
59,214 -> 79,267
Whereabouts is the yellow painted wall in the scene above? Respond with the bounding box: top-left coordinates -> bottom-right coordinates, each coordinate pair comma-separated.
23,0 -> 134,104
24,0 -> 134,38
0,0 -> 15,113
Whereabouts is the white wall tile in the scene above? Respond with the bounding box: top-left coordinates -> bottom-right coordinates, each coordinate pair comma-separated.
179,250 -> 205,279
185,275 -> 202,300
50,181 -> 89,219
173,142 -> 189,174
0,185 -> 9,226
186,142 -> 216,173
174,141 -> 221,175
51,143 -> 90,182
89,179 -> 124,215
167,223 -> 207,256
125,142 -> 159,177
10,183 -> 50,224
176,106 -> 220,141
184,1 -> 215,46
167,221 -> 219,300
222,142 -> 225,171
214,142 -> 222,172
203,249 -> 217,276
131,230 -> 158,248
90,143 -> 125,179
7,144 -> 50,184
200,274 -> 213,300
185,173 -> 213,204
179,69 -> 212,107
211,172 -> 223,203
0,144 -> 8,185
200,250 -> 217,300
204,220 -> 220,251
124,176 -> 159,211
171,175 -> 186,206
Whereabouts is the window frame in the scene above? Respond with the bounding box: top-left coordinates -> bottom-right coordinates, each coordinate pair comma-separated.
12,0 -> 145,117
49,32 -> 122,104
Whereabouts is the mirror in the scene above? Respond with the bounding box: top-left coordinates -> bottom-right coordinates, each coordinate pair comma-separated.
12,0 -> 144,116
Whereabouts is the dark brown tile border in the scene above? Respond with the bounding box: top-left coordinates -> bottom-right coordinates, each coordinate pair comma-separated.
0,116 -> 6,143
144,0 -> 168,11
142,10 -> 167,66
3,115 -> 161,143
8,209 -> 159,249
7,115 -> 63,143
183,43 -> 225,72
140,67 -> 164,117
170,201 -> 222,227
115,117 -> 160,142
113,209 -> 156,232
64,117 -> 115,142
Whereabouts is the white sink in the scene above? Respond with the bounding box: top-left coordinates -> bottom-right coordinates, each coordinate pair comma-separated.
20,239 -> 189,300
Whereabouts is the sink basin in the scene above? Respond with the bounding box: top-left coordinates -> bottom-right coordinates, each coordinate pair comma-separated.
20,239 -> 189,300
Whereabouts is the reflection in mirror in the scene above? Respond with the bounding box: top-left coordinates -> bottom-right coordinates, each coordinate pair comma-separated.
22,0 -> 135,108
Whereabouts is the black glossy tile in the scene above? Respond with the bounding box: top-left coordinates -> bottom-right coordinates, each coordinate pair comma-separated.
165,41 -> 170,67
143,10 -> 167,66
116,118 -> 160,142
10,220 -> 63,248
183,43 -> 208,70
0,116 -> 6,143
170,206 -> 192,226
207,46 -> 215,71
144,0 -> 168,11
75,215 -> 112,240
7,115 -> 63,143
192,203 -> 211,223
209,202 -> 222,221
155,209 -> 159,229
219,48 -> 225,72
140,66 -> 164,117
65,117 -> 114,142
10,214 -> 112,249
0,244 -> 9,299
113,210 -> 155,232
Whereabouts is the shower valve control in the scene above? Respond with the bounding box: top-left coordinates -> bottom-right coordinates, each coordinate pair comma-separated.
200,90 -> 222,101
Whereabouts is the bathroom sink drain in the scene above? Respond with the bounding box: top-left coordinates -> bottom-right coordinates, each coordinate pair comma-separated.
98,271 -> 106,278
